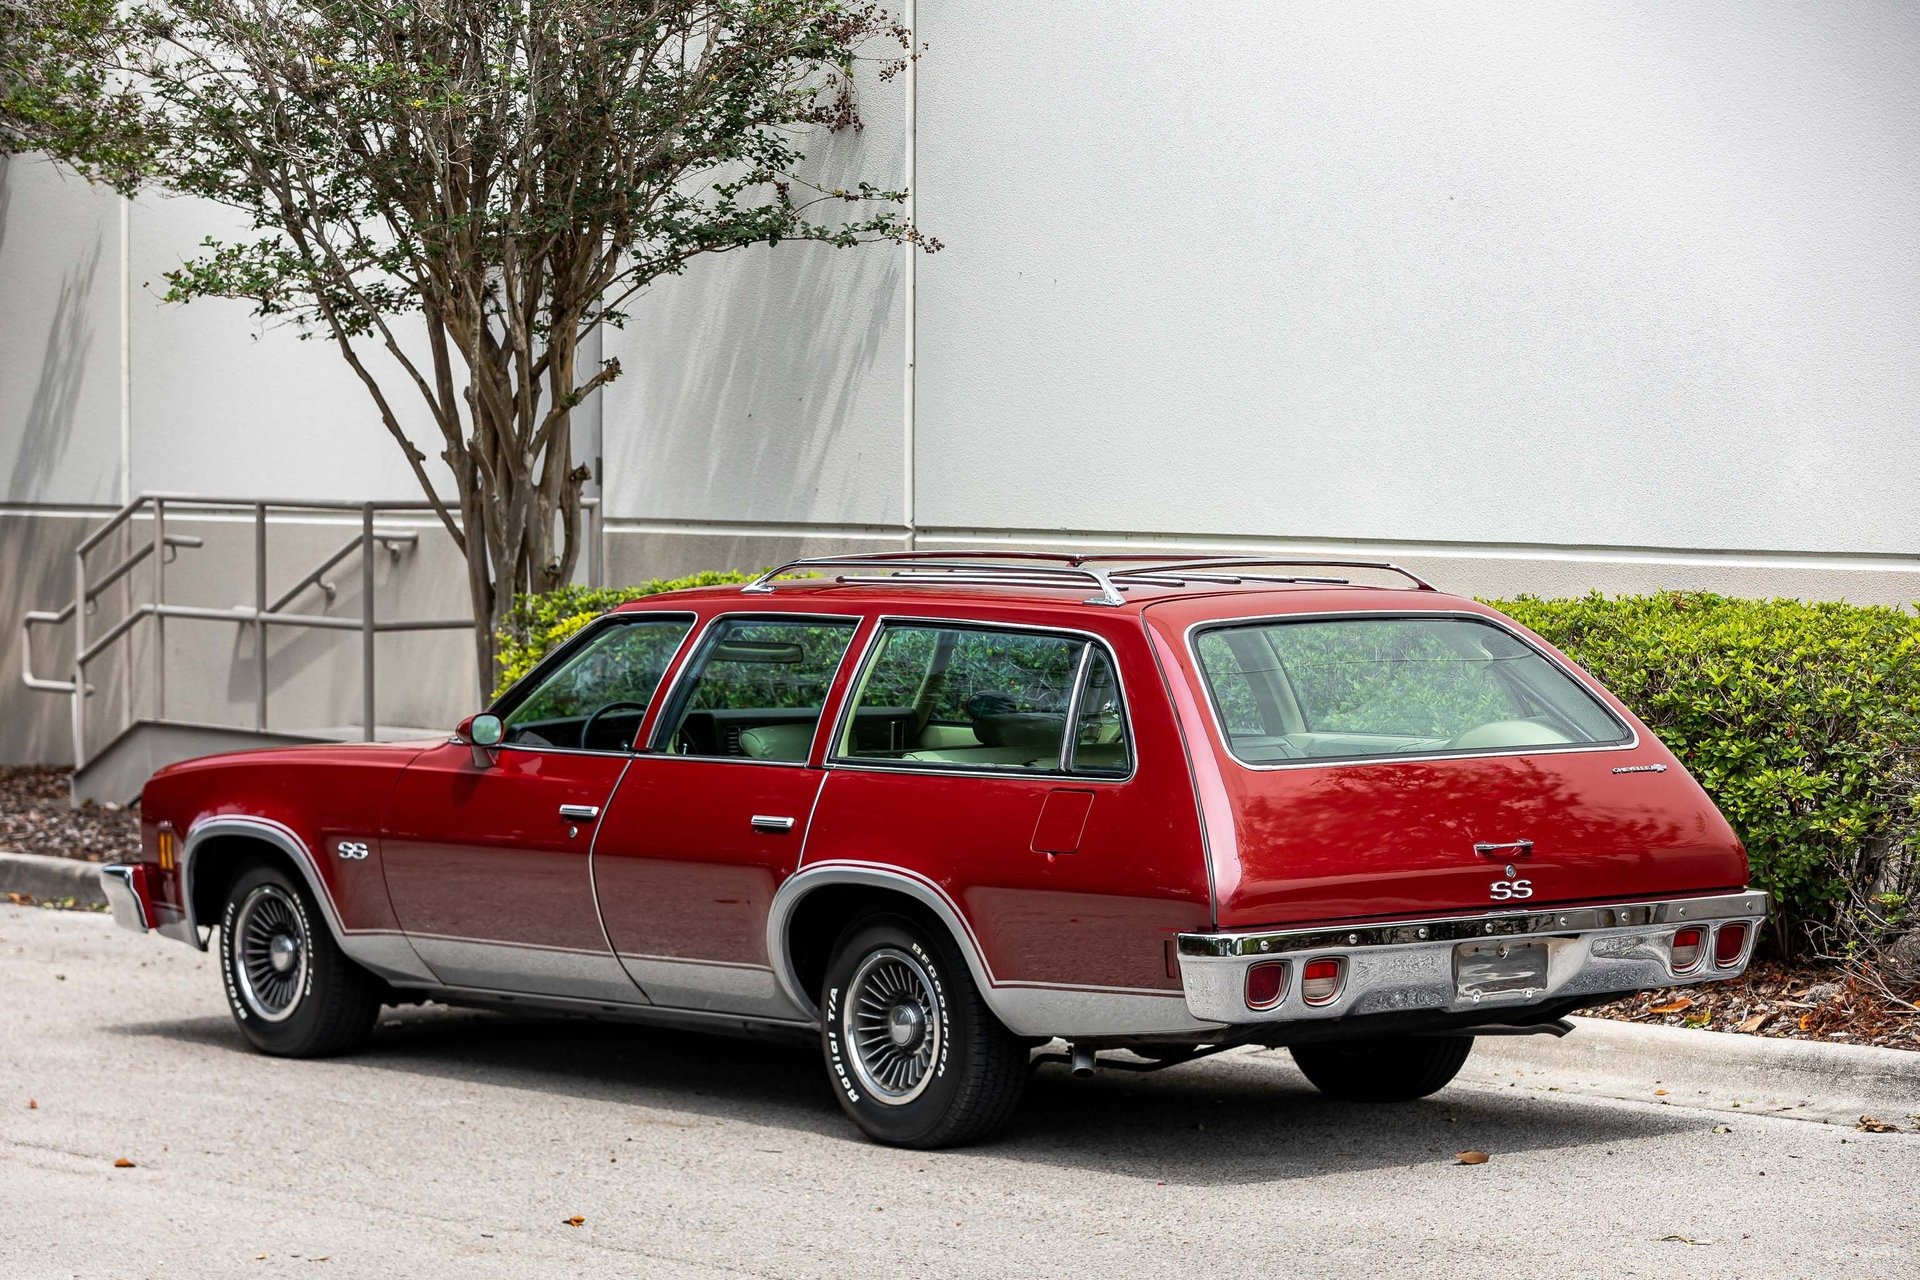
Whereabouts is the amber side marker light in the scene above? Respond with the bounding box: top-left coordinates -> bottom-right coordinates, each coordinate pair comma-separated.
1300,958 -> 1344,1006
1714,923 -> 1749,968
156,825 -> 176,872
1669,927 -> 1703,973
1245,960 -> 1288,1010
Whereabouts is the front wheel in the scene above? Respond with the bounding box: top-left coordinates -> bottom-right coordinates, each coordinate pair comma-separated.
820,915 -> 1026,1148
1290,1034 -> 1473,1102
219,862 -> 382,1057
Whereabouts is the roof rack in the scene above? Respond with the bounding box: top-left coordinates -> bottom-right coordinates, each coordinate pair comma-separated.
742,551 -> 1436,604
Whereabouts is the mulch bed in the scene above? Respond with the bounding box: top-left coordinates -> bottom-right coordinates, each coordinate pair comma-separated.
5,767 -> 1917,1052
1588,960 -> 1920,1052
0,766 -> 141,864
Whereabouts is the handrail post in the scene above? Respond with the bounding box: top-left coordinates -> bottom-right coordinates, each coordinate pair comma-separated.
71,541 -> 87,770
152,496 -> 166,720
254,503 -> 268,731
361,503 -> 376,741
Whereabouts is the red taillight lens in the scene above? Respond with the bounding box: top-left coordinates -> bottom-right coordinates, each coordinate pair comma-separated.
1301,958 -> 1343,1006
1714,923 -> 1749,967
1670,927 -> 1703,972
1245,961 -> 1288,1009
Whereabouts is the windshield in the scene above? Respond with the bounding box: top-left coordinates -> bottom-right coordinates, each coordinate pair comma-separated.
1192,615 -> 1630,764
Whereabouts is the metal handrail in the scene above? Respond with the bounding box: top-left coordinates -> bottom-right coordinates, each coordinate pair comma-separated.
22,492 -> 605,771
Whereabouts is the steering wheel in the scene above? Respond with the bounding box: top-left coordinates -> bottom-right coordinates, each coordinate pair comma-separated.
579,700 -> 651,751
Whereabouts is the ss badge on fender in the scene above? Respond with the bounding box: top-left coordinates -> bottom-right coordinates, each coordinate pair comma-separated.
1489,879 -> 1533,901
336,840 -> 370,860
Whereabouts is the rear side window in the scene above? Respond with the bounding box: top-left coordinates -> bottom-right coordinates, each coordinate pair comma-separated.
835,623 -> 1131,776
1192,615 -> 1629,765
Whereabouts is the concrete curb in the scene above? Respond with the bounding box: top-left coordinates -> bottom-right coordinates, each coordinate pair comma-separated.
0,850 -> 108,908
1465,1014 -> 1920,1128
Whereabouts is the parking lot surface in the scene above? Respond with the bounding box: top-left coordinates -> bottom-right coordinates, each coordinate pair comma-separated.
4,907 -> 1916,1278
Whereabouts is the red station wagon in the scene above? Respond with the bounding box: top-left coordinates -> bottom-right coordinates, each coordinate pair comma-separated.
101,553 -> 1768,1147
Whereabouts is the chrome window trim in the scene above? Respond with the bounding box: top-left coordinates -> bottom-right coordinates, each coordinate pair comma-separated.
485,610 -> 701,758
641,610 -> 864,763
1179,609 -> 1639,773
821,614 -> 1138,784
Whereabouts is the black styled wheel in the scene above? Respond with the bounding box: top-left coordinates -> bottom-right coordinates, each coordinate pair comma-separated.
1289,1034 -> 1473,1102
820,915 -> 1026,1148
219,862 -> 382,1057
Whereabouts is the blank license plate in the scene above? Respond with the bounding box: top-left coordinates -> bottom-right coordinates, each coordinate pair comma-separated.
1454,941 -> 1548,1000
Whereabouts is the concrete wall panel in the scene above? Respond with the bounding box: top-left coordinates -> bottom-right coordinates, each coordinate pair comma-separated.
915,2 -> 1920,554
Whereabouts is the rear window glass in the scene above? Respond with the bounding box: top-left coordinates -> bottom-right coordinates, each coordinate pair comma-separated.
1192,615 -> 1629,764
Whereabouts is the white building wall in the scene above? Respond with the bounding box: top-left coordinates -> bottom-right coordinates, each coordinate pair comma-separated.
913,1 -> 1920,555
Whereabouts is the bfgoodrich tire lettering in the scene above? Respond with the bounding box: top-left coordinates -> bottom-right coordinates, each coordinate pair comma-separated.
218,862 -> 382,1058
820,914 -> 1026,1148
1289,1034 -> 1473,1102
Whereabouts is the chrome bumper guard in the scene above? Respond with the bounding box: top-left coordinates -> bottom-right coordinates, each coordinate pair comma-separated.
98,864 -> 150,933
1176,890 -> 1769,1025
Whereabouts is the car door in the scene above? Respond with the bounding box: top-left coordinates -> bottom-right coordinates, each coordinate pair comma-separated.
381,612 -> 694,1001
591,613 -> 862,1017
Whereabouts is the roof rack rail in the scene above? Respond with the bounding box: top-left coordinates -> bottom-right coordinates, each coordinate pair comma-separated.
1104,557 -> 1436,592
741,551 -> 1436,602
743,552 -> 1129,605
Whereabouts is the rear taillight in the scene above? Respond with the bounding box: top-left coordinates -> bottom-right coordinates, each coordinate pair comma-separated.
1301,958 -> 1344,1006
1714,923 -> 1749,968
1245,961 -> 1288,1010
1669,927 -> 1703,973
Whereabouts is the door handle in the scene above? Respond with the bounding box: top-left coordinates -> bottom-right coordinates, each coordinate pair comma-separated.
559,804 -> 601,822
750,814 -> 797,834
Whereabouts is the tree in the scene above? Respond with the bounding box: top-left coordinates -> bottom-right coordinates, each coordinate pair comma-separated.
2,1 -> 926,691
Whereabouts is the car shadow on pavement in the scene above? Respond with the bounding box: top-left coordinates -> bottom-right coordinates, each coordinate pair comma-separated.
113,1006 -> 1697,1186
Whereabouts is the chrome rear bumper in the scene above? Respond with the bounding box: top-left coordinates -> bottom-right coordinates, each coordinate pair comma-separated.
98,864 -> 151,933
1176,889 -> 1768,1025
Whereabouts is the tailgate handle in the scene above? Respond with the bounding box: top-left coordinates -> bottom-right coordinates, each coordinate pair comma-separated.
1474,839 -> 1533,859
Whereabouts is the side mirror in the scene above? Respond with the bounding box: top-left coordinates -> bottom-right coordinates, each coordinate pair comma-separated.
466,712 -> 504,768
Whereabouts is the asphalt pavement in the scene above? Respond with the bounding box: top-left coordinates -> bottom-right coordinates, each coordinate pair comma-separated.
4,906 -> 1916,1279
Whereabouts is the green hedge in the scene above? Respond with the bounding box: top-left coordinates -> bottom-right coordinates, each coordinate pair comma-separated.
499,579 -> 1920,958
1495,593 -> 1919,957
493,571 -> 756,695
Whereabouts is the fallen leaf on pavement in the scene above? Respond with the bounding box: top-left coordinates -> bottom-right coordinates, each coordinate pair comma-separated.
1661,1234 -> 1714,1246
1654,1089 -> 1668,1096
1711,1124 -> 1733,1134
562,1216 -> 585,1228
1647,997 -> 1693,1015
26,1099 -> 36,1109
113,1157 -> 135,1168
1857,1116 -> 1899,1134
6,892 -> 31,906
1454,1150 -> 1489,1165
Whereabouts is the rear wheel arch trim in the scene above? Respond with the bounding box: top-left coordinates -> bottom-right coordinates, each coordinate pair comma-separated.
767,863 -> 1002,1026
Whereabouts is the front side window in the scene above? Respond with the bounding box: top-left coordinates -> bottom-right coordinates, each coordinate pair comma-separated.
1193,615 -> 1629,765
654,617 -> 859,761
499,615 -> 694,750
835,623 -> 1131,776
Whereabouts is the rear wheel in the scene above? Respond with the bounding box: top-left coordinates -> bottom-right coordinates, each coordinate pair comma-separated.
218,862 -> 382,1057
820,915 -> 1026,1148
1290,1034 -> 1473,1102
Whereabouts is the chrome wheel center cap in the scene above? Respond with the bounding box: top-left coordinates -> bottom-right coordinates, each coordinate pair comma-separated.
268,933 -> 300,974
887,1003 -> 924,1048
